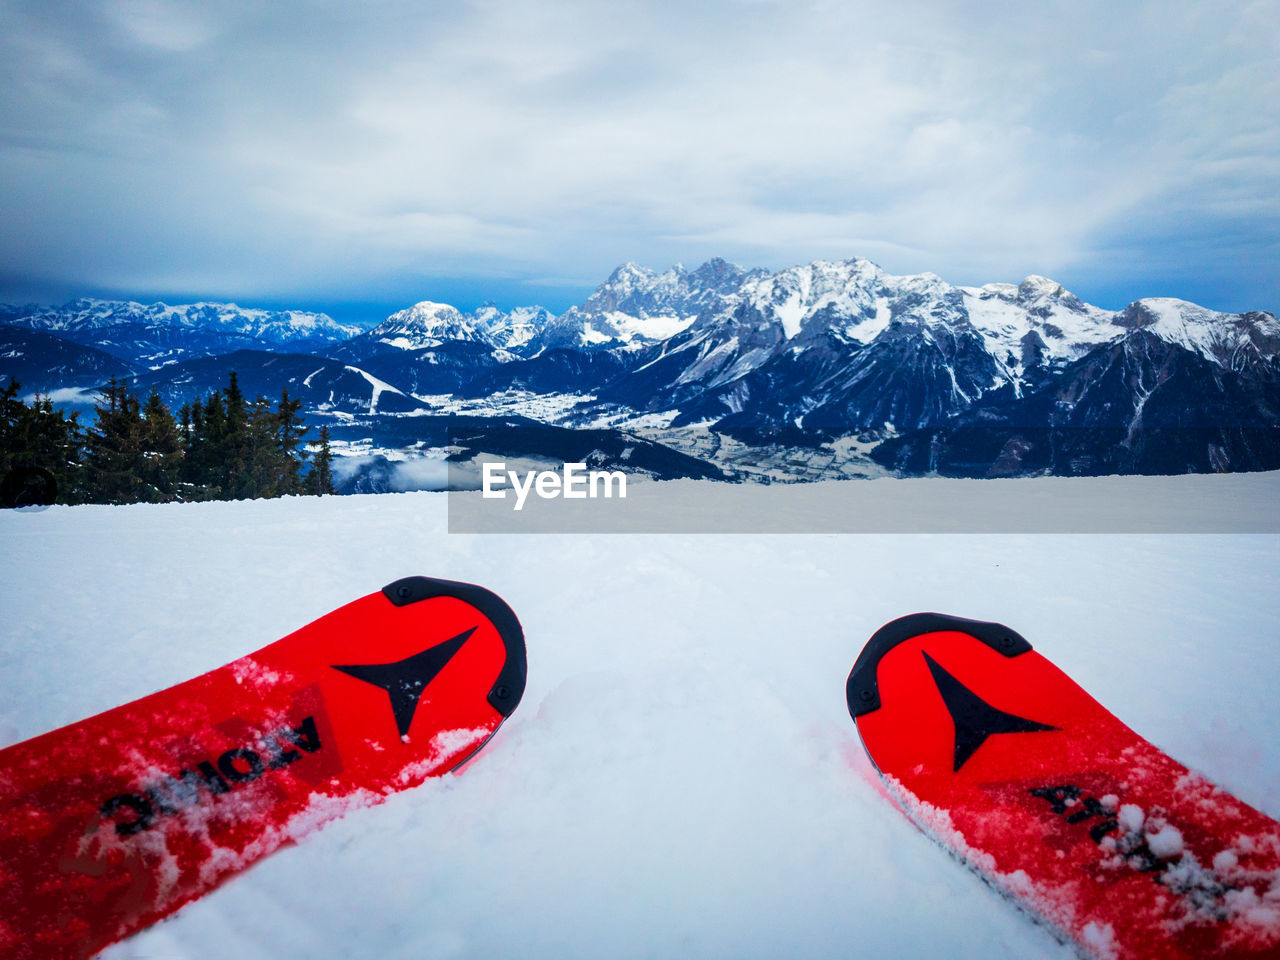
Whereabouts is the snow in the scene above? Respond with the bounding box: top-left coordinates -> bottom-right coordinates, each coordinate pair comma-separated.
673,334 -> 742,385
381,335 -> 423,350
579,321 -> 612,345
1133,298 -> 1218,356
961,281 -> 1117,366
416,389 -> 594,423
2,483 -> 1279,960
846,296 -> 892,344
497,306 -> 553,348
775,291 -> 806,339
741,259 -> 884,342
603,310 -> 695,342
1080,922 -> 1119,960
344,365 -> 403,414
1118,297 -> 1280,367
1118,804 -> 1145,834
371,301 -> 487,349
1146,824 -> 1185,859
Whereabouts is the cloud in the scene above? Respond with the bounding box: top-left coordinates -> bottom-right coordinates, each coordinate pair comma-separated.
106,0 -> 218,53
0,0 -> 1276,312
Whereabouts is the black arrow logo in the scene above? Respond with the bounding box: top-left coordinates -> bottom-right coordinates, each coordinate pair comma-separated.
923,650 -> 1057,772
332,626 -> 476,740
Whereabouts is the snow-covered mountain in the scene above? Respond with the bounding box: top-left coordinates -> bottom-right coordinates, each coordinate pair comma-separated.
8,257 -> 1279,478
6,298 -> 366,368
959,275 -> 1114,365
474,304 -> 556,351
1111,298 -> 1280,369
11,298 -> 362,345
574,257 -> 1277,395
338,301 -> 556,360
874,326 -> 1280,477
325,301 -> 560,400
549,259 -> 1280,468
594,259 -> 1012,434
355,301 -> 494,352
530,258 -> 766,352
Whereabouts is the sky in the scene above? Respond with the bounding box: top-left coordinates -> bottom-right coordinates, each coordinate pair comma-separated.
0,0 -> 1277,324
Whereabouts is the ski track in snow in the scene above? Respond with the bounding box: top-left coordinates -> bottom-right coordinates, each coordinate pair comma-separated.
1,490 -> 1278,960
344,364 -> 400,415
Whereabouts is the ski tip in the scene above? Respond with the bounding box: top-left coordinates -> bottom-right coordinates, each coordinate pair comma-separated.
381,576 -> 528,718
846,613 -> 1031,720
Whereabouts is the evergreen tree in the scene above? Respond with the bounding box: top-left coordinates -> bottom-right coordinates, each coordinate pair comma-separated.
84,379 -> 147,503
240,395 -> 277,499
222,371 -> 248,492
178,396 -> 213,498
306,425 -> 335,495
0,380 -> 85,504
275,388 -> 308,496
138,390 -> 182,501
14,371 -> 318,506
199,389 -> 228,498
210,383 -> 312,499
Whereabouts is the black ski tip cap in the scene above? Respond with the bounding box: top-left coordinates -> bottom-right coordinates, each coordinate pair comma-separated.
381,576 -> 527,718
846,613 -> 1031,720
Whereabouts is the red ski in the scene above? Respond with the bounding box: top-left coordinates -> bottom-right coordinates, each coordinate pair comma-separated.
847,613 -> 1280,960
0,576 -> 526,960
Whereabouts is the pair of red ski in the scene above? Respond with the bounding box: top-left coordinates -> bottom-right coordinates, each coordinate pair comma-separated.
1,580 -> 1276,959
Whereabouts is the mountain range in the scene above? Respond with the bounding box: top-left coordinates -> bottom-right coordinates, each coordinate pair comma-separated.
2,298 -> 364,366
3,258 -> 1277,479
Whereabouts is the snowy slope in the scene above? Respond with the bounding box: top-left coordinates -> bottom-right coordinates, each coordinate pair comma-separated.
1,489 -> 1278,960
960,275 -> 1116,369
1112,298 -> 1280,369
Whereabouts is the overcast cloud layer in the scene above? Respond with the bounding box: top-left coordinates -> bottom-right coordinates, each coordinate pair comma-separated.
1,0 -> 1277,318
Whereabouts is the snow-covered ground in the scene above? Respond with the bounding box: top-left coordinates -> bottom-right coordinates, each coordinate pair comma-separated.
2,485 -> 1278,959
